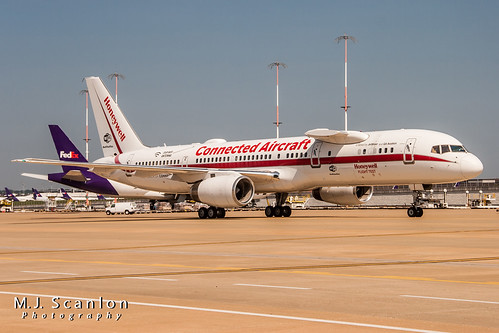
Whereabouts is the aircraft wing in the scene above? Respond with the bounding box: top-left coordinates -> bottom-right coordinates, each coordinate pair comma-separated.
13,158 -> 280,182
305,128 -> 369,144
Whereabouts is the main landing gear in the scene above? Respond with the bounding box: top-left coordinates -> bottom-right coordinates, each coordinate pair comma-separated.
265,192 -> 292,218
198,206 -> 226,219
407,190 -> 424,218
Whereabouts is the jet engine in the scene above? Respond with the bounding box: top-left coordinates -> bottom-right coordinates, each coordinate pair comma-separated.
191,174 -> 254,208
312,186 -> 373,206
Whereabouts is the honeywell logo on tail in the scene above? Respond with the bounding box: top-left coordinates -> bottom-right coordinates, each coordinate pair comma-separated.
60,151 -> 79,159
104,96 -> 126,142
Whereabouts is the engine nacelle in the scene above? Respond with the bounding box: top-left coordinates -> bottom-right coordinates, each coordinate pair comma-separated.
190,174 -> 254,208
312,186 -> 373,206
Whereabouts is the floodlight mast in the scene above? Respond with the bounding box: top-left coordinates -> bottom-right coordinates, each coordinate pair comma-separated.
107,73 -> 125,104
79,88 -> 90,160
268,62 -> 287,138
335,35 -> 356,131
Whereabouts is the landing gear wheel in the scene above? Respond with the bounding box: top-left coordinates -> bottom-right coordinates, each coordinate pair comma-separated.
407,206 -> 417,218
265,206 -> 274,217
273,206 -> 283,217
207,207 -> 218,219
282,206 -> 292,217
216,208 -> 226,218
416,207 -> 424,217
198,207 -> 208,219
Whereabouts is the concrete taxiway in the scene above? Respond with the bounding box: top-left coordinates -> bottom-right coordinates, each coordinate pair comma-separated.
0,209 -> 498,332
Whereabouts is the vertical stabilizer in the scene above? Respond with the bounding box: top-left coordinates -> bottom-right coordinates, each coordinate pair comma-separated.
60,188 -> 72,200
49,125 -> 88,173
85,77 -> 146,156
32,188 -> 42,200
4,188 -> 19,201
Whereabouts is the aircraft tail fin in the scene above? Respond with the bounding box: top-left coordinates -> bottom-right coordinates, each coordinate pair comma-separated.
60,188 -> 72,200
97,194 -> 106,200
4,188 -> 19,201
32,188 -> 42,200
85,76 -> 146,156
49,125 -> 88,173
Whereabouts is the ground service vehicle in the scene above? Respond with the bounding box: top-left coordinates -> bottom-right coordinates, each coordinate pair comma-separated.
106,202 -> 138,215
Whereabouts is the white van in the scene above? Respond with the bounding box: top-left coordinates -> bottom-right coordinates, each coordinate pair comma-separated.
106,202 -> 138,215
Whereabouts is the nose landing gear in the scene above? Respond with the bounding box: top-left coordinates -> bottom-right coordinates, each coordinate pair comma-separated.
407,205 -> 423,218
408,190 -> 425,218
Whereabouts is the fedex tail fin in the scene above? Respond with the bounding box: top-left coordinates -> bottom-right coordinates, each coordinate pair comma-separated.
60,188 -> 72,200
85,76 -> 146,156
4,188 -> 19,201
32,188 -> 42,200
49,124 -> 88,172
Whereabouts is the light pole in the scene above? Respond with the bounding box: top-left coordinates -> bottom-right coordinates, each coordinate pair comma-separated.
268,62 -> 287,138
107,73 -> 125,104
79,88 -> 89,160
335,35 -> 356,131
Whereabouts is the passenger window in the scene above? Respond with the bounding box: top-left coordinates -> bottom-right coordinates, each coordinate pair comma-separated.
363,149 -> 366,155
441,145 -> 450,153
390,147 -> 394,153
378,148 -> 382,154
384,148 -> 388,154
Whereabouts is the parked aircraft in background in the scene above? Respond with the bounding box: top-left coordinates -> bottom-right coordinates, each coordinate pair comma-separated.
59,188 -> 106,201
4,188 -> 20,202
14,77 -> 483,218
21,125 -> 185,208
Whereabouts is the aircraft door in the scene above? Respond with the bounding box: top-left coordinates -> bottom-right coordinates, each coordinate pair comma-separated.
126,154 -> 135,165
403,138 -> 416,164
182,156 -> 189,167
310,140 -> 323,168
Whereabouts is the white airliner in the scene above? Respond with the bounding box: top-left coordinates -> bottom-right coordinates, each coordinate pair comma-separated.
14,77 -> 483,218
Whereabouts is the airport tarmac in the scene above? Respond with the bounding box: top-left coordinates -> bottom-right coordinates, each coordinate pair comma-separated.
0,209 -> 498,332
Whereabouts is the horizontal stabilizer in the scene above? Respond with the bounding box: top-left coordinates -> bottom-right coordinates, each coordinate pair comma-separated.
21,173 -> 49,181
62,170 -> 88,182
305,128 -> 369,144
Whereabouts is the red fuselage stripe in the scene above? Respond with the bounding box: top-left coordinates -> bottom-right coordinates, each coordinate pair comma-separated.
182,154 -> 451,169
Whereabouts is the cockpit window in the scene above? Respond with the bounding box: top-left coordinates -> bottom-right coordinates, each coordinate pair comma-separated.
431,144 -> 467,154
451,145 -> 467,153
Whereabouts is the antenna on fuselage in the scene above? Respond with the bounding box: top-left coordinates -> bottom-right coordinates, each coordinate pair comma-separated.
335,34 -> 356,131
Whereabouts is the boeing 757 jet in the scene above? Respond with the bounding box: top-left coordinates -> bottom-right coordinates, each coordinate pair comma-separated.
14,77 -> 483,218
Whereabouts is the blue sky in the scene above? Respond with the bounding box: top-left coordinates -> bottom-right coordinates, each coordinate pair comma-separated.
1,0 -> 498,190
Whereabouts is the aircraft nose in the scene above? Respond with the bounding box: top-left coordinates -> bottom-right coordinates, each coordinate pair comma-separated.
461,154 -> 483,179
